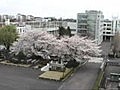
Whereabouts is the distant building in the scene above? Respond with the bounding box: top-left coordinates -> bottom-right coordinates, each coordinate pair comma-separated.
0,13 -> 77,36
2,15 -> 9,21
77,10 -> 104,44
16,25 -> 31,35
26,19 -> 76,36
16,13 -> 27,22
44,17 -> 57,21
26,15 -> 34,21
4,18 -> 31,35
5,19 -> 10,25
64,22 -> 77,35
26,21 -> 43,28
34,17 -> 43,22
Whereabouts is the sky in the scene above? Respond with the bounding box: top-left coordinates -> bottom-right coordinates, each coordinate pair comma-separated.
0,0 -> 120,19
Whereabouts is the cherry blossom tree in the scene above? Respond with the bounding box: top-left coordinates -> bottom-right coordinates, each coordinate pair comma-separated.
10,31 -> 56,59
10,30 -> 101,63
62,35 -> 101,61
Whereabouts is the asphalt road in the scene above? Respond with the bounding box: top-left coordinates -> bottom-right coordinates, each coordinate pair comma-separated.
0,62 -> 101,90
0,64 -> 62,90
58,63 -> 101,90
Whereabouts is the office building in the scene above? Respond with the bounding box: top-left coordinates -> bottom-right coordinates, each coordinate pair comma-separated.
77,10 -> 104,44
103,19 -> 113,41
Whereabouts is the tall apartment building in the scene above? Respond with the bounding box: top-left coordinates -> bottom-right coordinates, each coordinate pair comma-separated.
77,10 -> 104,44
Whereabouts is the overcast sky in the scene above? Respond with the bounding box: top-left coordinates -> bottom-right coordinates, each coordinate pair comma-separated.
0,0 -> 120,19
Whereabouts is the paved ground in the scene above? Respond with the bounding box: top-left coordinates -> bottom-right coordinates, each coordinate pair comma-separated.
58,63 -> 101,90
0,62 -> 101,90
0,64 -> 62,90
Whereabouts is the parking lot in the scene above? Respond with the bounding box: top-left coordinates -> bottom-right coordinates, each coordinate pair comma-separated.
0,64 -> 62,90
0,62 -> 101,90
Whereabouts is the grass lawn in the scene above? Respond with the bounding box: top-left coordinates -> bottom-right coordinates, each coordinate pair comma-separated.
39,68 -> 73,81
0,60 -> 31,67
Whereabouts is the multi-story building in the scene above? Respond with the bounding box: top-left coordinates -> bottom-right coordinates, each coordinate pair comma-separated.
34,17 -> 43,21
16,25 -> 31,35
16,13 -> 27,22
2,15 -> 9,21
3,18 -> 31,35
0,13 -> 77,36
26,15 -> 34,21
103,19 -> 114,41
26,19 -> 76,36
26,21 -> 44,28
77,10 -> 104,44
77,13 -> 88,35
112,17 -> 120,33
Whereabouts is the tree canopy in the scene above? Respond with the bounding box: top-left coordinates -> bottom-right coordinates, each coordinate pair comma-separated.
58,26 -> 72,37
10,30 -> 101,62
0,25 -> 18,50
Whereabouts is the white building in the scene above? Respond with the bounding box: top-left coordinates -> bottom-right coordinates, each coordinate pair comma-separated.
112,17 -> 120,33
26,15 -> 34,21
26,21 -> 44,28
5,19 -> 10,25
103,19 -> 113,41
2,15 -> 9,21
16,25 -> 31,35
16,13 -> 26,22
26,20 -> 77,36
77,10 -> 104,44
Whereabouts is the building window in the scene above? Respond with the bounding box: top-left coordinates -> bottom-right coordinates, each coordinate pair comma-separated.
104,24 -> 106,26
107,28 -> 111,30
107,24 -> 111,26
106,32 -> 111,34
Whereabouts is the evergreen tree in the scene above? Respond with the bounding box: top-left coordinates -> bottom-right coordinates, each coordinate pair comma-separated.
58,26 -> 65,37
0,25 -> 18,50
67,26 -> 72,37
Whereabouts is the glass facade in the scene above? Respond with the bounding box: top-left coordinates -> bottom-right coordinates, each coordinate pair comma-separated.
77,10 -> 104,44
